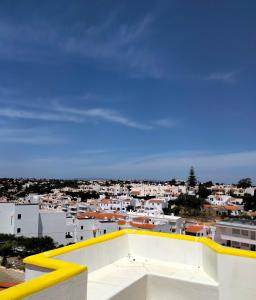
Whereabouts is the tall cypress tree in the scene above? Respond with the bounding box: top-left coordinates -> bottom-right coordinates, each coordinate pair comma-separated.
188,166 -> 197,187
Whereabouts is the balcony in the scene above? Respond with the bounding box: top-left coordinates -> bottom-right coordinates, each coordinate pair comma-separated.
0,230 -> 256,300
221,234 -> 256,245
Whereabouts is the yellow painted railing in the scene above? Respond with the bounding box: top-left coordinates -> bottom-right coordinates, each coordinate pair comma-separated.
0,229 -> 255,299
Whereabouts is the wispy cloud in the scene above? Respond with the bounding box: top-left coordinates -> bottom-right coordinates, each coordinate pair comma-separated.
0,104 -> 153,129
0,108 -> 82,123
63,14 -> 164,78
54,104 -> 152,129
205,71 -> 237,83
154,119 -> 176,128
0,13 -> 164,79
0,128 -> 66,144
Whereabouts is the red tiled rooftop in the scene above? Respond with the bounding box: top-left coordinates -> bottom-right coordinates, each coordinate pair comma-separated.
147,200 -> 163,203
185,225 -> 204,233
130,222 -> 156,229
224,205 -> 239,211
77,211 -> 126,220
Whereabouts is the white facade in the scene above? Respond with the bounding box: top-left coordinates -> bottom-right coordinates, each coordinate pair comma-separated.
127,211 -> 183,234
0,203 -> 39,237
39,210 -> 75,246
0,203 -> 74,245
75,218 -> 119,242
99,199 -> 131,211
207,195 -> 231,206
144,200 -> 167,212
215,219 -> 256,251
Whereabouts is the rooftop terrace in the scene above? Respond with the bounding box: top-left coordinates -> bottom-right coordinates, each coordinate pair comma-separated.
0,230 -> 256,300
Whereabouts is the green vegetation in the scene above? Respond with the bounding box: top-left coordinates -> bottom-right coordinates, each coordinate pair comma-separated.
163,193 -> 205,217
65,191 -> 99,201
0,235 -> 56,268
197,183 -> 212,199
187,167 -> 197,187
243,191 -> 256,211
237,178 -> 252,189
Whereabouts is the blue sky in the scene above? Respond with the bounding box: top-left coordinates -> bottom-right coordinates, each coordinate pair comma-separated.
0,0 -> 256,182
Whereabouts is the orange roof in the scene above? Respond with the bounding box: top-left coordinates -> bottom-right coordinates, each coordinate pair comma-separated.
185,225 -> 204,233
130,222 -> 156,229
100,199 -> 111,204
131,191 -> 140,195
224,205 -> 239,211
77,211 -> 125,220
0,282 -> 19,290
132,216 -> 147,222
148,200 -> 162,203
117,220 -> 126,225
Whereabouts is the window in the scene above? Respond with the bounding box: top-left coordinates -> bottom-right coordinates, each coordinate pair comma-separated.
251,231 -> 256,240
17,228 -> 21,233
81,226 -> 84,230
65,232 -> 72,239
17,214 -> 21,219
103,229 -> 106,234
241,230 -> 248,236
231,241 -> 240,248
232,228 -> 240,235
80,236 -> 83,240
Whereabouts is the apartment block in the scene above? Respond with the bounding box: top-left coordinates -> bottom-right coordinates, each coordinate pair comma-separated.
215,218 -> 256,251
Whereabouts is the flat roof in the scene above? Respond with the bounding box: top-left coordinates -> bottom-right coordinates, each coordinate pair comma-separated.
217,218 -> 256,229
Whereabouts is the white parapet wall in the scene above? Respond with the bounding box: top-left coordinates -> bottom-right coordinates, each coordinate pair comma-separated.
0,230 -> 255,300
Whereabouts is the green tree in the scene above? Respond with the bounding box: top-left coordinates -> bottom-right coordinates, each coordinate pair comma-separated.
169,179 -> 177,185
126,205 -> 135,211
187,167 -> 197,187
243,192 -> 256,211
0,241 -> 13,267
237,178 -> 252,189
198,184 -> 211,199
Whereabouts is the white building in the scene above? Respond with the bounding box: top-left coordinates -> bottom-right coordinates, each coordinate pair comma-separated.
207,194 -> 232,206
215,218 -> 256,251
25,194 -> 42,204
0,203 -> 74,246
144,199 -> 167,212
75,217 -> 119,242
39,210 -> 75,246
0,203 -> 39,237
127,211 -> 183,234
99,198 -> 131,211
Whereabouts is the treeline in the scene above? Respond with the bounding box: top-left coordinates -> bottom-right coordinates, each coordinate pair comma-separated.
65,190 -> 100,201
163,194 -> 206,217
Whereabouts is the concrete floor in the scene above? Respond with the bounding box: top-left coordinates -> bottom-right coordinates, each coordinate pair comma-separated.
87,256 -> 219,300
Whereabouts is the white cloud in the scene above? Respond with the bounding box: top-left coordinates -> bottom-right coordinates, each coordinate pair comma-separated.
0,108 -> 82,123
0,127 -> 66,144
0,104 -> 153,129
154,119 -> 176,128
205,71 -> 236,83
54,105 -> 152,129
0,14 -> 164,79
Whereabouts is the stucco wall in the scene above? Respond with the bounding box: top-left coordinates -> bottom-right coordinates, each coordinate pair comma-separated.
0,203 -> 15,234
24,272 -> 87,300
55,234 -> 129,273
128,234 -> 203,268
